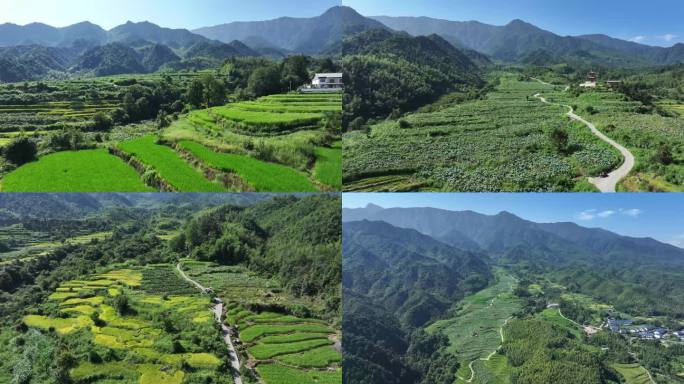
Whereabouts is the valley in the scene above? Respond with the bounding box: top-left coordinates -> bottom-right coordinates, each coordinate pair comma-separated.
0,193 -> 342,384
342,202 -> 684,384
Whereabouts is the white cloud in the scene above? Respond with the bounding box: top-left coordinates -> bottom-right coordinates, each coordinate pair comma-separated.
577,208 -> 641,221
578,209 -> 597,220
597,210 -> 616,218
660,33 -> 677,42
630,35 -> 646,43
620,208 -> 642,217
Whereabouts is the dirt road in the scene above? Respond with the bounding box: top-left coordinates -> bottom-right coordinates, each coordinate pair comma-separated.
177,262 -> 243,384
534,93 -> 634,192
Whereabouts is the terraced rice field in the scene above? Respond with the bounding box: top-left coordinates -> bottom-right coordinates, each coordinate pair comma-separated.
427,270 -> 521,384
166,92 -> 342,191
1,149 -> 154,192
117,135 -> 226,192
182,261 -> 341,383
227,302 -> 341,383
22,267 -> 229,383
611,363 -> 654,384
178,140 -> 317,192
343,75 -> 621,192
313,141 -> 342,189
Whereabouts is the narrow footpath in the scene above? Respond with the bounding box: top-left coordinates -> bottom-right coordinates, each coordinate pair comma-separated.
533,92 -> 634,192
177,262 -> 243,384
459,316 -> 513,383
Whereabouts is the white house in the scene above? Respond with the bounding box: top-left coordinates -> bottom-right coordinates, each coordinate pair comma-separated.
310,73 -> 343,90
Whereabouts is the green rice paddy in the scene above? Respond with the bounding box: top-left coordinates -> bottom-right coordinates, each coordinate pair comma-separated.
117,135 -> 226,192
178,140 -> 317,192
1,149 -> 154,192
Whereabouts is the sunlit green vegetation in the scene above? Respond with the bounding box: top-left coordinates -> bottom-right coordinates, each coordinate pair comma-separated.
344,75 -> 620,191
178,140 -> 317,192
1,149 -> 154,192
117,135 -> 226,192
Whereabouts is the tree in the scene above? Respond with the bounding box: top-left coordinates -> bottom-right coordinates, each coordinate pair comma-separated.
550,127 -> 569,154
54,347 -> 77,383
654,143 -> 674,165
247,65 -> 282,97
122,92 -> 136,117
186,78 -> 204,107
156,110 -> 171,129
92,112 -> 113,131
202,74 -> 227,107
4,137 -> 37,165
281,55 -> 311,90
113,293 -> 131,316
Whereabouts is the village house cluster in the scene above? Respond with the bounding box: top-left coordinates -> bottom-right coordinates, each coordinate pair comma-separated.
607,318 -> 684,341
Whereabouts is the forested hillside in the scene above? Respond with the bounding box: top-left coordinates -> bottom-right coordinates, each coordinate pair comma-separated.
343,205 -> 684,384
343,220 -> 491,384
342,28 -> 485,127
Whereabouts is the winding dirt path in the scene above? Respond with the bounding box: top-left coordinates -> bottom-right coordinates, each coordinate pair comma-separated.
177,262 -> 243,384
533,93 -> 634,192
459,316 -> 513,383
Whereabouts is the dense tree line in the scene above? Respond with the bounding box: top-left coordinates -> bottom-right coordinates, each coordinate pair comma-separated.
502,318 -> 614,384
171,194 -> 341,316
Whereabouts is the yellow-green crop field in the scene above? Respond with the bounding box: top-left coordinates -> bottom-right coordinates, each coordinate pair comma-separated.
22,267 -> 230,383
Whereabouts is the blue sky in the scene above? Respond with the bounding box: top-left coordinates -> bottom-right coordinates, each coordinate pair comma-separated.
343,0 -> 684,47
0,0 -> 341,29
343,193 -> 684,247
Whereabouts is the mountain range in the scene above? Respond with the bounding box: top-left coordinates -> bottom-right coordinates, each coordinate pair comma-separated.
194,6 -> 385,55
3,6 -> 684,82
343,204 -> 684,266
372,15 -> 684,66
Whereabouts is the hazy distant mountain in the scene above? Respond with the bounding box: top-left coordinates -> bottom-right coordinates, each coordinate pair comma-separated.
0,21 -> 108,47
194,6 -> 387,54
108,21 -> 208,49
372,15 -> 684,66
343,205 -> 684,265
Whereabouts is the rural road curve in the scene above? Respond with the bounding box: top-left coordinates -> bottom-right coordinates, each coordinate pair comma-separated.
459,316 -> 513,383
177,262 -> 243,384
533,93 -> 634,192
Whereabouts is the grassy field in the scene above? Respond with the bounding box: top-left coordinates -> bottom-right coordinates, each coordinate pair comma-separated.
21,266 -> 229,383
427,270 -> 521,383
1,149 -> 153,192
612,363 -> 654,384
343,74 -> 621,192
178,140 -> 317,192
117,135 -> 226,192
314,141 -> 342,189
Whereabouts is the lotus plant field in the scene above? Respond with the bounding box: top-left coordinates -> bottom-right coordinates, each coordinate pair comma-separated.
343,75 -> 621,192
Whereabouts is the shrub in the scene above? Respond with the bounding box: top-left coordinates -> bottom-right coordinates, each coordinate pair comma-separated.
398,118 -> 412,129
92,112 -> 113,131
4,137 -> 37,165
